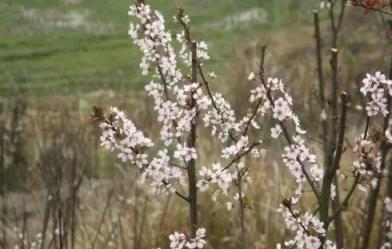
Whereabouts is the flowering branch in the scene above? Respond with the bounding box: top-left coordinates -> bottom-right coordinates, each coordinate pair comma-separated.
327,115 -> 372,227
359,60 -> 392,249
93,106 -> 190,202
221,142 -> 262,172
177,13 -> 240,144
93,1 -> 392,249
255,47 -> 321,201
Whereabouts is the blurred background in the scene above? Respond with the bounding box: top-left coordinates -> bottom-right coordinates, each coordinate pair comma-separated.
0,0 -> 391,248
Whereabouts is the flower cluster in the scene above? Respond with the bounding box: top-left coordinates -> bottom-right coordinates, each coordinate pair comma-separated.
271,124 -> 283,139
352,137 -> 382,191
221,136 -> 249,159
203,93 -> 240,142
248,76 -> 305,138
197,160 -> 254,211
273,97 -> 293,121
282,136 -> 322,185
360,72 -> 391,117
360,72 -> 392,153
277,203 -> 336,249
197,163 -> 233,195
146,149 -> 185,194
174,143 -> 197,162
169,228 -> 207,249
249,85 -> 270,117
99,107 -> 154,166
128,4 -> 174,77
98,108 -> 186,194
248,74 -> 319,200
177,32 -> 209,66
128,3 -> 204,147
246,72 -> 329,248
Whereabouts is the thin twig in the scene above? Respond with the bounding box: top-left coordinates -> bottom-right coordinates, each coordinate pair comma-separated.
90,189 -> 114,249
331,92 -> 348,174
256,47 -> 321,200
221,142 -> 262,171
186,42 -> 199,237
178,14 -> 238,143
328,174 -> 360,223
328,115 -> 372,223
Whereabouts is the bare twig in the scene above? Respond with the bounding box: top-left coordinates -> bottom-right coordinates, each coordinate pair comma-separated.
328,175 -> 360,223
327,116 -> 371,224
320,48 -> 339,231
221,142 -> 262,172
235,163 -> 246,249
331,92 -> 348,249
186,42 -> 199,237
313,11 -> 327,148
359,58 -> 392,249
90,189 -> 114,249
331,92 -> 348,177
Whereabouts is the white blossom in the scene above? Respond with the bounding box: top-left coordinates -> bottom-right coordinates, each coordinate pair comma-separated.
360,72 -> 392,117
197,164 -> 233,195
248,72 -> 256,80
352,137 -> 382,190
221,136 -> 249,159
168,228 -> 206,249
277,204 -> 330,249
271,124 -> 283,139
174,144 -> 197,162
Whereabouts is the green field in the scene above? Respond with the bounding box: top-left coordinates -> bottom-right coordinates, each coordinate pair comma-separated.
0,0 -> 313,96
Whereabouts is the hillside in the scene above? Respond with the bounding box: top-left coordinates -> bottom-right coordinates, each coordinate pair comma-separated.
0,0 -> 306,96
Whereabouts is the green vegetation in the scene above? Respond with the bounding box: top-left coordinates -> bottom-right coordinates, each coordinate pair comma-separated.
0,0 -> 310,96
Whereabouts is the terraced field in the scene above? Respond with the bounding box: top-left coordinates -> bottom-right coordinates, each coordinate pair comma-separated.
0,0 -> 307,96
